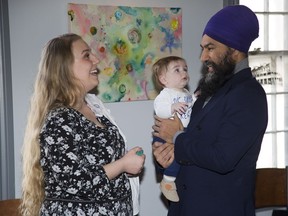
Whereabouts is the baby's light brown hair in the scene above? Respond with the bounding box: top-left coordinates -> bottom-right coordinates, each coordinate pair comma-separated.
152,56 -> 186,93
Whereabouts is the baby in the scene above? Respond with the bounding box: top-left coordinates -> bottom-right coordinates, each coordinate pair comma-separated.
152,56 -> 195,202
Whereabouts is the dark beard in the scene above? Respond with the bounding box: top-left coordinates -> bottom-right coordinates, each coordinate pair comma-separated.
197,50 -> 236,99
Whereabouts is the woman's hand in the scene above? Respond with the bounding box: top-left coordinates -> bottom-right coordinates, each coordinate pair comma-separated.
122,147 -> 146,175
152,141 -> 174,168
104,146 -> 145,179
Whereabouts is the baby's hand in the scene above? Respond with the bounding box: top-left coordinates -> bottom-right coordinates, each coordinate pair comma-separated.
172,102 -> 188,115
194,90 -> 201,98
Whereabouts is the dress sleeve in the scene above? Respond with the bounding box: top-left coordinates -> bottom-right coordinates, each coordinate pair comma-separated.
39,108 -> 112,200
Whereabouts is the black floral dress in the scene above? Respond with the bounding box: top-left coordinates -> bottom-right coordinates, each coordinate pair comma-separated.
39,107 -> 132,215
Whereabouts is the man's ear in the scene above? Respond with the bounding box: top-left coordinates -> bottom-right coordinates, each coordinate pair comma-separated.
232,49 -> 246,62
232,49 -> 239,56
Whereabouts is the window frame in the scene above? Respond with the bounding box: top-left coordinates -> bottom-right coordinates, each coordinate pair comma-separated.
235,0 -> 288,168
0,0 -> 15,199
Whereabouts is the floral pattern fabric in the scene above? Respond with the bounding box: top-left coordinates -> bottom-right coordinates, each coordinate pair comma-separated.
39,107 -> 132,215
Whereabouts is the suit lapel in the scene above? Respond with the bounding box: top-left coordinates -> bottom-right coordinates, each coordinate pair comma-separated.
188,69 -> 253,128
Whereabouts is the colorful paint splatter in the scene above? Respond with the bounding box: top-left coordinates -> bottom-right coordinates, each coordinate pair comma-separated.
68,3 -> 182,102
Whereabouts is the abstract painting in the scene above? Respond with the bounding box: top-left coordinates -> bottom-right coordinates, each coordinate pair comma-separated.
68,3 -> 182,102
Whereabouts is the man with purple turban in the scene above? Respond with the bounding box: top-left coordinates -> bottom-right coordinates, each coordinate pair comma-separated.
152,5 -> 268,216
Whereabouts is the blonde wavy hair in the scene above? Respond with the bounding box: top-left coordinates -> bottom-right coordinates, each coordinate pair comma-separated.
21,33 -> 86,215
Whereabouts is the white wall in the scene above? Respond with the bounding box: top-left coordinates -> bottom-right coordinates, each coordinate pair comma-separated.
8,0 -> 270,215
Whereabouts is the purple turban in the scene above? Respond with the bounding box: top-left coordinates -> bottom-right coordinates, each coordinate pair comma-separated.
203,5 -> 259,53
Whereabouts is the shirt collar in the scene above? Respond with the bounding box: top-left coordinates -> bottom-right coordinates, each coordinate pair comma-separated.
233,58 -> 249,74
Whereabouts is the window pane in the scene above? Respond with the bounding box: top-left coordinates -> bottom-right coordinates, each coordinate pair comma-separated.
284,94 -> 288,130
265,94 -> 273,132
269,0 -> 287,12
257,133 -> 274,168
240,0 -> 264,11
276,94 -> 286,130
262,94 -> 286,133
283,55 -> 288,92
251,14 -> 286,52
262,55 -> 286,95
240,0 -> 287,12
249,54 -> 284,94
275,132 -> 286,167
257,132 -> 286,168
249,53 -> 287,132
249,15 -> 264,52
269,15 -> 285,50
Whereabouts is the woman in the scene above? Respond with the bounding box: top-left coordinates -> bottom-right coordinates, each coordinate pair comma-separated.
21,33 -> 145,215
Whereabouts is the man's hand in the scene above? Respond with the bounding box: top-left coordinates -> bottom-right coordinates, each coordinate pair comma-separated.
152,142 -> 174,168
152,114 -> 184,143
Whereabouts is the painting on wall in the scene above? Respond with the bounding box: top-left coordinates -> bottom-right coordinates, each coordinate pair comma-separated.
68,3 -> 182,102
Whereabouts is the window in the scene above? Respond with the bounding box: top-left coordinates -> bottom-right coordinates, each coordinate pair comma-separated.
239,0 -> 288,168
